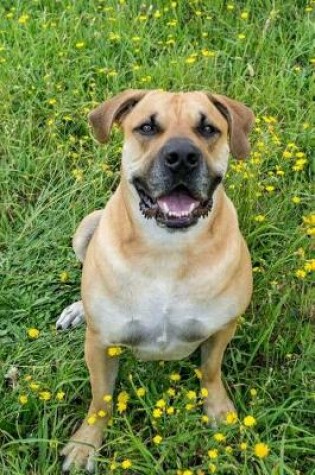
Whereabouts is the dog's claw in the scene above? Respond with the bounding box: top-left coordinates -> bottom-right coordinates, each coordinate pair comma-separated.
56,301 -> 85,330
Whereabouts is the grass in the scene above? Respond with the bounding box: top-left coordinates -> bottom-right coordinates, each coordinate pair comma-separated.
0,0 -> 314,473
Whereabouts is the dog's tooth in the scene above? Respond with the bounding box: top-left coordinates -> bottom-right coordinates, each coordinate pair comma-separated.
188,203 -> 196,213
161,202 -> 170,214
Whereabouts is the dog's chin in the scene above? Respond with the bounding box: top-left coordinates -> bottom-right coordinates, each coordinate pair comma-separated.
134,183 -> 213,231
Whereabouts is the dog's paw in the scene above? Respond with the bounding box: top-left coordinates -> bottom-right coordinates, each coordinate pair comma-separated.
203,395 -> 236,426
61,424 -> 102,473
56,301 -> 85,330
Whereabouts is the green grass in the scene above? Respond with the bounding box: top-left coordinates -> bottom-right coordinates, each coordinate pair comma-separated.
0,1 -> 314,473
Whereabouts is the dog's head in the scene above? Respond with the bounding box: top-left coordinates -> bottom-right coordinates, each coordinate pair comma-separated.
89,90 -> 254,230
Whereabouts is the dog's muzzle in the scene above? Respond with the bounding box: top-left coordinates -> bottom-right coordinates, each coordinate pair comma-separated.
133,138 -> 222,230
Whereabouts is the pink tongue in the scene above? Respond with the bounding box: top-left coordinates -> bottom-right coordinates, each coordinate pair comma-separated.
157,191 -> 199,215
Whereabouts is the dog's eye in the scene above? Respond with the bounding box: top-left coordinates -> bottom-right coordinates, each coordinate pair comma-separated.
198,123 -> 218,138
137,122 -> 158,136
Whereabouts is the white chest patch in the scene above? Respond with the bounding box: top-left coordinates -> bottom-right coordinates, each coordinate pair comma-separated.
89,275 -> 238,361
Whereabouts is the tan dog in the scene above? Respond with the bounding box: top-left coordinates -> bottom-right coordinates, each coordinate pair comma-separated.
57,90 -> 254,472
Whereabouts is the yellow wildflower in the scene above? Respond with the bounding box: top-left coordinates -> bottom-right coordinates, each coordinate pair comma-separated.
98,410 -> 107,418
156,399 -> 166,408
107,347 -> 123,357
59,271 -> 69,282
208,463 -> 217,473
208,449 -> 218,459
136,387 -> 146,397
194,368 -> 202,379
304,260 -> 315,272
201,415 -> 209,423
186,390 -> 197,400
225,446 -> 233,454
254,442 -> 270,458
29,382 -> 40,391
295,269 -> 306,279
243,415 -> 257,427
240,442 -> 248,450
213,433 -> 226,442
87,414 -> 97,425
153,408 -> 163,418
225,411 -> 238,424
185,56 -> 197,64
152,434 -> 163,444
121,459 -> 132,469
170,373 -> 181,382
238,33 -> 246,40
103,394 -> 112,403
167,387 -> 176,396
166,406 -> 175,415
250,388 -> 257,397
185,403 -> 195,411
27,328 -> 40,339
18,14 -> 30,24
39,391 -> 51,401
200,387 -> 208,398
19,395 -> 28,405
56,391 -> 65,401
254,215 -> 266,222
240,12 -> 249,20
291,196 -> 301,204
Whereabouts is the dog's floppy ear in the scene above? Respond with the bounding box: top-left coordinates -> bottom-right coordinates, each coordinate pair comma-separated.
88,89 -> 148,143
207,94 -> 255,159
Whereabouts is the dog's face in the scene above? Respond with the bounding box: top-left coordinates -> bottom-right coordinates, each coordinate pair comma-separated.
89,90 -> 254,230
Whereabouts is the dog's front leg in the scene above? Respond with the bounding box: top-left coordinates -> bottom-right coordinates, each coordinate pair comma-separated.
201,320 -> 237,424
61,328 -> 119,473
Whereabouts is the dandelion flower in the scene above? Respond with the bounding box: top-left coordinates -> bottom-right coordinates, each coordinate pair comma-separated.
225,411 -> 238,424
200,387 -> 208,398
243,415 -> 257,427
208,463 -> 217,473
240,442 -> 248,450
56,391 -> 65,401
295,269 -> 306,279
87,415 -> 97,425
98,410 -> 107,418
166,406 -> 175,415
39,391 -> 51,401
153,408 -> 163,418
213,433 -> 226,442
170,373 -> 181,382
152,434 -> 163,444
121,459 -> 132,469
103,394 -> 112,403
291,196 -> 301,204
254,442 -> 270,458
156,399 -> 166,408
107,347 -> 123,357
59,271 -> 69,282
186,390 -> 197,400
136,387 -> 146,397
19,395 -> 28,405
208,449 -> 218,459
167,387 -> 176,396
27,328 -> 40,339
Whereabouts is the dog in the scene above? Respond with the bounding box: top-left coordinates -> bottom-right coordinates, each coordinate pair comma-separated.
56,89 -> 254,472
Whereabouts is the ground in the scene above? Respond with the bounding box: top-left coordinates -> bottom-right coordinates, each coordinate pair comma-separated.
0,1 -> 314,474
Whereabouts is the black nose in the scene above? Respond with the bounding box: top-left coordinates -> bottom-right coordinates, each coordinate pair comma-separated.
163,138 -> 201,172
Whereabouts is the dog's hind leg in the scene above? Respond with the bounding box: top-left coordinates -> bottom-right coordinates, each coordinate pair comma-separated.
56,210 -> 103,330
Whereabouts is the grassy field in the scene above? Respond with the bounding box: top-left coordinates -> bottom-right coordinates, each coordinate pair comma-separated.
0,1 -> 314,474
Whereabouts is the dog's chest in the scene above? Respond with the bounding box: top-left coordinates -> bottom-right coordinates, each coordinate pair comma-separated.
90,274 -> 237,361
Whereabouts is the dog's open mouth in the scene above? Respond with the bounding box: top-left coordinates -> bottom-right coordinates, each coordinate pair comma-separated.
135,183 -> 213,229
